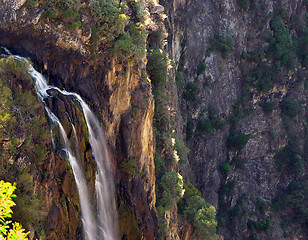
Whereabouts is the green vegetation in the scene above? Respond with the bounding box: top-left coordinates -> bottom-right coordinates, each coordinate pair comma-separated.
157,171 -> 184,210
146,48 -> 169,130
90,0 -> 127,41
245,62 -> 278,93
237,0 -> 249,10
259,101 -> 276,115
242,50 -> 263,62
274,138 -> 304,176
247,217 -> 270,232
146,49 -> 168,89
39,0 -> 147,61
197,107 -> 227,135
274,180 -> 308,225
177,184 -> 217,239
118,201 -> 141,239
268,16 -> 293,67
280,97 -> 302,119
220,180 -> 237,198
256,198 -> 268,214
113,24 -> 146,60
220,162 -> 231,176
175,137 -> 189,165
230,156 -> 243,169
184,196 -> 217,239
0,57 -> 49,232
40,0 -> 82,29
197,61 -> 206,76
183,82 -> 198,104
0,181 -> 29,239
207,35 -> 235,59
120,158 -> 137,176
227,130 -> 249,151
23,0 -> 38,9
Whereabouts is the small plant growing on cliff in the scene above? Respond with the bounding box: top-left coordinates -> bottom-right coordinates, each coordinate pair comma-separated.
280,97 -> 302,119
237,0 -> 249,10
120,158 -> 137,176
207,35 -> 235,59
197,60 -> 206,76
227,130 -> 250,151
259,101 -> 276,115
146,48 -> 168,88
23,0 -> 38,9
220,162 -> 231,176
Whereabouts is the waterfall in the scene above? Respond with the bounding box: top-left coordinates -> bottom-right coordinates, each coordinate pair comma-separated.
2,47 -> 119,240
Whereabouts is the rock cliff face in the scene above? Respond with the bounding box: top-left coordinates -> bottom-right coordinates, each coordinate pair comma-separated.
0,0 -> 159,239
164,0 -> 307,239
1,0 -> 307,239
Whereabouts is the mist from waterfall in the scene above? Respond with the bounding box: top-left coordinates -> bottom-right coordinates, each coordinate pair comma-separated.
2,47 -> 119,240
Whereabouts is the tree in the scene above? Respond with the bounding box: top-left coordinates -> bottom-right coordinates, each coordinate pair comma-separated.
184,195 -> 217,239
0,180 -> 29,239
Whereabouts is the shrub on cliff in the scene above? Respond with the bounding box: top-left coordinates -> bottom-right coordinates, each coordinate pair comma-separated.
146,48 -> 168,88
237,0 -> 249,10
280,97 -> 302,119
227,130 -> 249,151
0,181 -> 29,239
91,0 -> 128,41
268,16 -> 293,66
208,35 -> 235,59
184,196 -> 217,239
158,171 -> 184,210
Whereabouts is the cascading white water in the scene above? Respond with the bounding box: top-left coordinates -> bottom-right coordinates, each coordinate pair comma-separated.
2,47 -> 119,240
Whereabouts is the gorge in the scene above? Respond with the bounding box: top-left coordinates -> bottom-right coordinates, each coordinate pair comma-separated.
0,0 -> 307,240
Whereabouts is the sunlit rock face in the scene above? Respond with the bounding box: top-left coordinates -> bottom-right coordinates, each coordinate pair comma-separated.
0,1 -> 159,239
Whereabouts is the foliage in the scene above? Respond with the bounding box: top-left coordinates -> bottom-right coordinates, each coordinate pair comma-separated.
256,198 -> 268,214
157,171 -> 184,210
113,24 -> 146,60
242,50 -> 263,62
175,138 -> 189,165
0,181 -> 29,239
208,35 -> 235,59
220,180 -> 237,198
282,180 -> 308,224
183,82 -> 198,104
118,201 -> 141,239
274,138 -> 304,176
220,162 -> 231,176
227,130 -> 249,151
245,62 -> 278,93
268,16 -> 293,66
91,0 -> 128,41
280,97 -> 302,119
197,61 -> 206,76
184,196 -> 217,239
197,108 -> 227,135
230,156 -> 243,169
120,158 -> 137,176
258,101 -> 276,115
146,48 -> 168,89
183,184 -> 202,200
247,217 -> 270,232
153,90 -> 169,130
186,116 -> 194,141
237,0 -> 249,10
23,0 -> 38,9
41,0 -> 82,29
